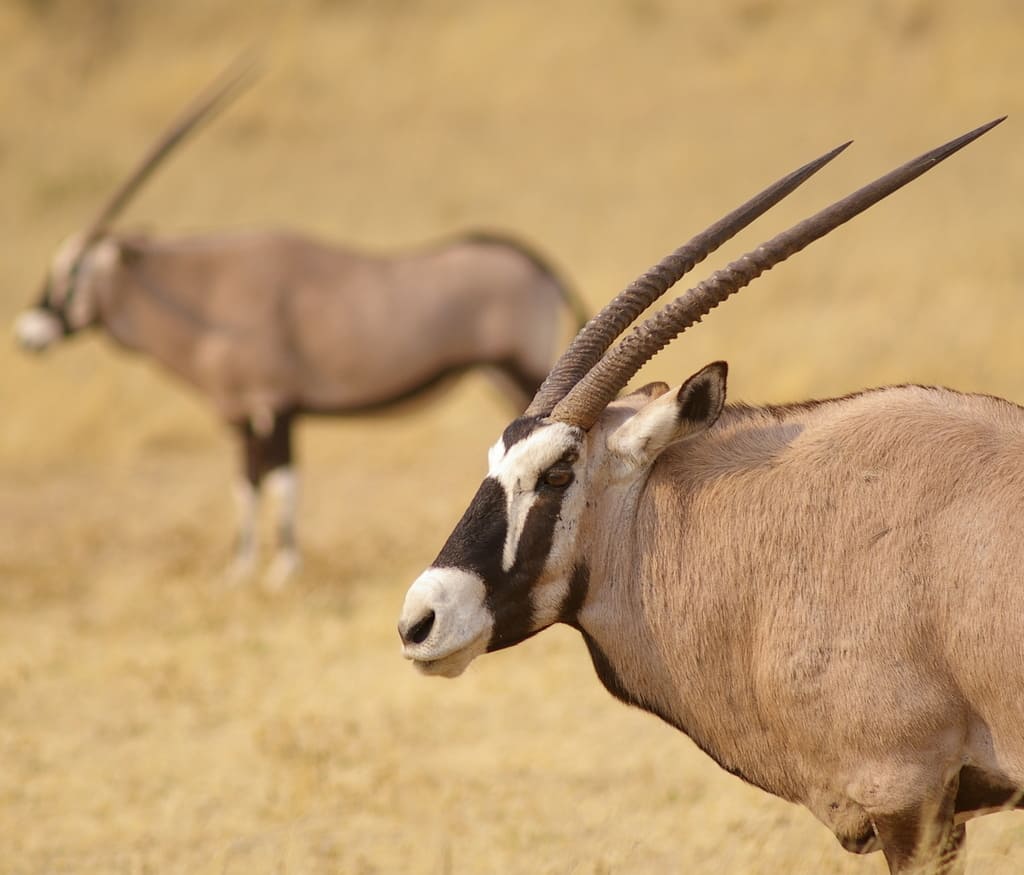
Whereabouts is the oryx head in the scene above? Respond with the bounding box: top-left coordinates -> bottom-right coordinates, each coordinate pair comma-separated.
397,117 -> 1004,678
14,57 -> 258,352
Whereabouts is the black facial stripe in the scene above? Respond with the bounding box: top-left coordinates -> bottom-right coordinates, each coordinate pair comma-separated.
501,414 -> 547,450
36,292 -> 72,335
434,477 -> 508,580
487,478 -> 569,652
433,423 -> 581,655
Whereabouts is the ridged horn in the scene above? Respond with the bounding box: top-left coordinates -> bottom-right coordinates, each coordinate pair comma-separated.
550,116 -> 1006,430
523,141 -> 852,416
81,53 -> 261,246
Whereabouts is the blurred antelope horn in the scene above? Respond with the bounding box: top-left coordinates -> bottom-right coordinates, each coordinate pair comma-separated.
550,116 -> 1006,430
523,140 -> 852,416
81,52 -> 262,245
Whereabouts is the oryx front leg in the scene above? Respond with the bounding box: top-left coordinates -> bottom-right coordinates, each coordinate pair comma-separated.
225,475 -> 259,585
227,410 -> 300,588
256,410 -> 299,590
870,772 -> 966,875
264,464 -> 300,590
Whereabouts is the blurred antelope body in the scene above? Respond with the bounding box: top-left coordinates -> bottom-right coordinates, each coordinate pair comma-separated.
398,119 -> 1022,873
15,64 -> 582,585
35,228 -> 571,423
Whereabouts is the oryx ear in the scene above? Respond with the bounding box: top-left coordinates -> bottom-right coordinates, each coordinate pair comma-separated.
606,361 -> 728,469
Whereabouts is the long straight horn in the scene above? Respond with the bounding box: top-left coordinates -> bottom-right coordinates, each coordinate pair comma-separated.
81,54 -> 261,245
523,141 -> 852,417
551,117 -> 1006,430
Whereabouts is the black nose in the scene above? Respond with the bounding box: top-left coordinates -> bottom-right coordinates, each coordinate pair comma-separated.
400,610 -> 435,646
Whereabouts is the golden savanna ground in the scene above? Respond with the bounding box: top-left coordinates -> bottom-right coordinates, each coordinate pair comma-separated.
1,1 -> 1022,872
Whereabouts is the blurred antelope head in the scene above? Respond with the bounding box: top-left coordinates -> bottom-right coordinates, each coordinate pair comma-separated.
15,58 -> 256,353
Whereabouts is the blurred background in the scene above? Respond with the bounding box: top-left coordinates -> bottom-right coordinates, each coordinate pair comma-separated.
0,1 -> 1021,872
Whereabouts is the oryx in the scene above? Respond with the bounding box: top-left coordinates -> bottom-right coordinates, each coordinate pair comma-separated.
15,63 -> 585,586
398,118 -> 1022,873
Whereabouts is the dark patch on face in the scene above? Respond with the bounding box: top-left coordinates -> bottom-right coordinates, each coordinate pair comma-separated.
434,477 -> 509,581
431,434 -> 579,654
33,279 -> 72,336
486,476 -> 571,652
500,414 -> 547,451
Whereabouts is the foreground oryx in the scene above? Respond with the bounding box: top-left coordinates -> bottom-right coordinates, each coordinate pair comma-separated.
399,118 -> 1022,873
14,65 -> 584,586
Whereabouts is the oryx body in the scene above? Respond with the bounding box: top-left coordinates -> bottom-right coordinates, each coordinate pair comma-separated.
15,65 -> 583,585
25,228 -> 574,423
398,119 -> 1021,873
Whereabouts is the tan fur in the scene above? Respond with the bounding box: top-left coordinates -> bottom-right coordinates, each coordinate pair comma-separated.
575,384 -> 1023,869
70,228 -> 571,422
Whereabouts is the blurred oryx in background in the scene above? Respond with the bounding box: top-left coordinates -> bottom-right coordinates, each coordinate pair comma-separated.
15,61 -> 586,586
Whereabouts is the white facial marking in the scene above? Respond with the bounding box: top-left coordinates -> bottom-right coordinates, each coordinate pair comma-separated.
14,309 -> 62,350
63,239 -> 116,331
487,422 -> 579,572
400,567 -> 492,677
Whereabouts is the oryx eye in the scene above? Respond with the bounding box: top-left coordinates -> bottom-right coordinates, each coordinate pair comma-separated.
540,466 -> 574,489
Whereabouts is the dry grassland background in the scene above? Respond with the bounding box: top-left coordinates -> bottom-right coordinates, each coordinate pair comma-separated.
1,1 -> 1023,872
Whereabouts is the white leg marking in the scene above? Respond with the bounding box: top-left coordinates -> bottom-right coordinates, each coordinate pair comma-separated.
225,478 -> 259,585
264,547 -> 300,591
263,466 -> 300,590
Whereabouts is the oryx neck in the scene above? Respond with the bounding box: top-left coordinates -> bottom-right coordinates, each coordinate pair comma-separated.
121,256 -> 244,336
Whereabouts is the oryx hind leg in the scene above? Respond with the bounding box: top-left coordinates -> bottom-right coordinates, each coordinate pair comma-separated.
871,772 -> 966,875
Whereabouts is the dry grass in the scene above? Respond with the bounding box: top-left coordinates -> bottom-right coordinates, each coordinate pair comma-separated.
1,1 -> 1022,872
